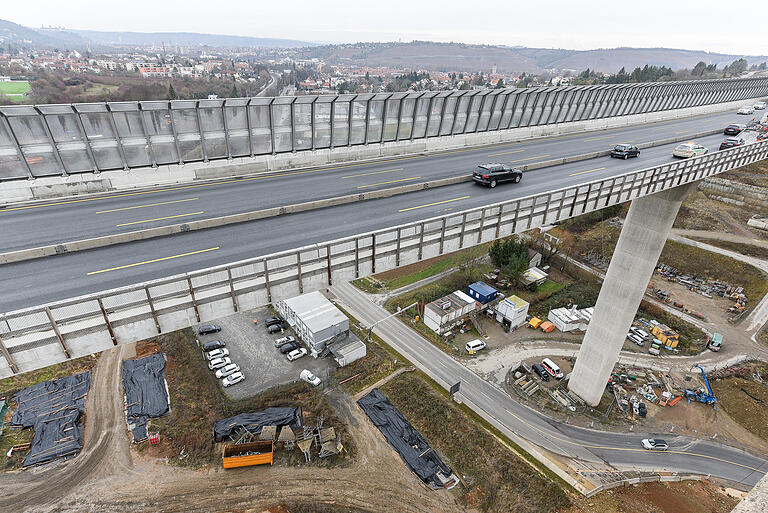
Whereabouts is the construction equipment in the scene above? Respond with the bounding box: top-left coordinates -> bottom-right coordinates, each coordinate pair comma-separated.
684,365 -> 717,409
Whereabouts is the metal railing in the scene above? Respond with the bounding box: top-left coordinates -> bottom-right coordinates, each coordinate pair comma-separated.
1,139 -> 766,376
1,77 -> 767,181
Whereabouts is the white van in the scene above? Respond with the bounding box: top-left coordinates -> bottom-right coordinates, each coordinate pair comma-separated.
465,339 -> 487,354
541,358 -> 563,379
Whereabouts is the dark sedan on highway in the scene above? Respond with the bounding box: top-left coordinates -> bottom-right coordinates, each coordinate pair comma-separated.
610,144 -> 640,159
723,123 -> 746,136
472,163 -> 523,188
719,137 -> 745,150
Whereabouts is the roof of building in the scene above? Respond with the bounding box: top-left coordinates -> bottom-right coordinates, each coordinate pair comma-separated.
503,295 -> 529,309
520,266 -> 548,285
329,335 -> 366,359
281,291 -> 348,333
426,290 -> 475,316
549,306 -> 594,324
469,281 -> 498,296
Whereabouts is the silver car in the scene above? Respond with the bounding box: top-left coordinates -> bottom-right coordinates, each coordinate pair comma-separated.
205,348 -> 229,361
738,106 -> 755,115
222,372 -> 245,387
754,101 -> 767,110
208,356 -> 231,370
215,363 -> 240,379
274,335 -> 296,348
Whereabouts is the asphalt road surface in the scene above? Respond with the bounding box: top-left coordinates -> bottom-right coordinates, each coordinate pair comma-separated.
0,109 -> 760,312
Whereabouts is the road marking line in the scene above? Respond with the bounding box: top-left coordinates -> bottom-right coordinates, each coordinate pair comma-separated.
676,130 -> 691,134
583,135 -> 612,141
87,247 -> 220,276
342,168 -> 404,179
569,167 -> 606,177
116,211 -> 204,227
503,408 -> 766,473
96,198 -> 199,214
488,149 -> 525,157
357,177 -> 421,189
509,155 -> 550,163
398,195 -> 470,212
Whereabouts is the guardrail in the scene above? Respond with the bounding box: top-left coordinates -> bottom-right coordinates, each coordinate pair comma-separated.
0,141 -> 767,377
0,77 -> 766,182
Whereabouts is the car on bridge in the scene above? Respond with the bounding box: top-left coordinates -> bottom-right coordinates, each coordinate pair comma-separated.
610,144 -> 640,159
719,137 -> 745,150
672,142 -> 709,158
723,123 -> 746,135
472,163 -> 523,188
738,105 -> 755,115
754,101 -> 767,110
641,438 -> 669,451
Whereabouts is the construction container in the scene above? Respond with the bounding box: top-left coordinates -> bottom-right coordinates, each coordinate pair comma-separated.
424,291 -> 477,334
651,324 -> 679,348
466,281 -> 498,304
528,317 -> 543,329
222,440 -> 274,468
540,321 -> 555,333
495,295 -> 529,328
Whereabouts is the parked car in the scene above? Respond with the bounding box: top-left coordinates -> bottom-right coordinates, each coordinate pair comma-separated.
541,358 -> 564,379
753,101 -> 766,110
287,347 -> 308,361
202,340 -> 226,352
723,123 -> 746,135
279,341 -> 301,354
532,363 -> 550,382
198,324 -> 222,335
208,357 -> 232,370
300,369 -> 322,386
267,323 -> 285,334
205,348 -> 229,361
672,142 -> 708,158
641,438 -> 668,451
472,163 -> 523,188
629,327 -> 649,340
707,332 -> 724,352
610,144 -> 640,159
215,363 -> 240,379
719,137 -> 745,150
738,106 -> 755,114
627,333 -> 645,346
274,335 -> 296,347
222,372 -> 245,387
465,339 -> 487,354
648,339 -> 662,356
264,316 -> 282,327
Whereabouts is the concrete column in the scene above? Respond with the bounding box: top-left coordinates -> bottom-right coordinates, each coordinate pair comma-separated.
568,182 -> 696,406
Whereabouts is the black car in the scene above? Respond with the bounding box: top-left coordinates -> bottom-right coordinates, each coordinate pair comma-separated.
719,137 -> 745,150
532,363 -> 550,382
198,324 -> 222,335
202,340 -> 226,352
279,341 -> 301,354
267,323 -> 285,334
472,163 -> 523,188
723,123 -> 746,135
264,316 -> 282,327
610,144 -> 640,159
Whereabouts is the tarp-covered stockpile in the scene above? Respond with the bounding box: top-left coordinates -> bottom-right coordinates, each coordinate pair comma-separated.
214,407 -> 303,442
11,371 -> 91,467
358,389 -> 455,488
122,352 -> 170,442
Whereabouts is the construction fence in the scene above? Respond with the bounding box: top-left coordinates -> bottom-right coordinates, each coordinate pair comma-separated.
0,139 -> 767,377
1,77 -> 767,180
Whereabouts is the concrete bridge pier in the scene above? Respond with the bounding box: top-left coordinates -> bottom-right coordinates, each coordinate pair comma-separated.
568,182 -> 697,406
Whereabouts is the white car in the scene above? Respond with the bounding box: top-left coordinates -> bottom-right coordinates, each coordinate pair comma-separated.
287,347 -> 307,361
672,142 -> 708,158
738,106 -> 755,115
300,369 -> 321,386
641,438 -> 669,451
465,339 -> 487,354
753,101 -> 766,110
629,327 -> 649,340
215,363 -> 240,379
274,335 -> 296,348
205,348 -> 229,361
208,356 -> 231,370
222,371 -> 245,387
627,333 -> 645,346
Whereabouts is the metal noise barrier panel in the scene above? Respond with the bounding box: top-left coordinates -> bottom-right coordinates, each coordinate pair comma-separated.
0,77 -> 767,181
0,140 -> 767,377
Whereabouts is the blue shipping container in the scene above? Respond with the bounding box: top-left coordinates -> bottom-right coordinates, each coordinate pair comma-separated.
467,281 -> 498,304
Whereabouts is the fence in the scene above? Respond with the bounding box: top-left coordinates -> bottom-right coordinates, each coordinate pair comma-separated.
1,140 -> 767,377
1,77 -> 767,181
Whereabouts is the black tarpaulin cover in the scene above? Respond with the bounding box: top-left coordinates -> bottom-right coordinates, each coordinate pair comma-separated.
213,407 -> 303,441
11,371 -> 91,467
122,352 -> 170,441
357,388 -> 453,488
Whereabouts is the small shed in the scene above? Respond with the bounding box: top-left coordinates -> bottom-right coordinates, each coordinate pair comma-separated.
329,337 -> 366,367
466,281 -> 498,304
519,267 -> 548,288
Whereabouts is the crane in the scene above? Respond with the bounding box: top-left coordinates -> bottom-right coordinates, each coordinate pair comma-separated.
684,365 -> 717,409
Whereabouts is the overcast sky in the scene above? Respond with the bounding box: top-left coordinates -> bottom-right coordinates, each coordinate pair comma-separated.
4,0 -> 761,55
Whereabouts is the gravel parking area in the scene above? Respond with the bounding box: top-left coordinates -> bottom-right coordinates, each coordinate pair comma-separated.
195,308 -> 335,400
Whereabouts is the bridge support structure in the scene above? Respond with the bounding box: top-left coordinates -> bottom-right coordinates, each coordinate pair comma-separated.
568,181 -> 697,406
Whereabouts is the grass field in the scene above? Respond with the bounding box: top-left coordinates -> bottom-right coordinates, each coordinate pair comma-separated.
0,81 -> 30,95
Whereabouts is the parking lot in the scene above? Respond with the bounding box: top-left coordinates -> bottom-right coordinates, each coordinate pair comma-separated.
195,308 -> 336,400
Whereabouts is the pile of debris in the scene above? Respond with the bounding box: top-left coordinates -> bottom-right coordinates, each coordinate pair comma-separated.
122,352 -> 170,442
214,407 -> 304,442
654,264 -> 748,318
10,371 -> 91,467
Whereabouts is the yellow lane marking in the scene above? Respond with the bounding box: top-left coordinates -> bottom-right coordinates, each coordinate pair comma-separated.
569,167 -> 606,177
357,177 -> 421,189
87,247 -> 220,276
583,135 -> 612,142
488,149 -> 525,157
509,155 -> 550,163
342,168 -> 404,179
504,408 -> 766,474
115,211 -> 204,227
398,196 -> 470,212
676,130 -> 691,134
96,198 -> 199,214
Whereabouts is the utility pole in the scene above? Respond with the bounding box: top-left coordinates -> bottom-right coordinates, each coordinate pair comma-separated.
364,302 -> 418,343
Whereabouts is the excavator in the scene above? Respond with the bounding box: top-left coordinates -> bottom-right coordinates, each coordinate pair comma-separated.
684,365 -> 717,409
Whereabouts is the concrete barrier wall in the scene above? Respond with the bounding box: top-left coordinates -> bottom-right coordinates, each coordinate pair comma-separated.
1,139 -> 767,378
0,78 -> 766,205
